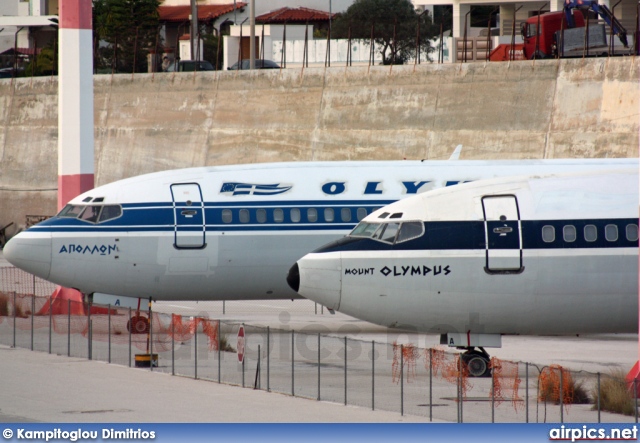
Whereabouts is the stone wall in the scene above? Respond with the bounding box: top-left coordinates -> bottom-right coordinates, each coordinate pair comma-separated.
0,57 -> 638,234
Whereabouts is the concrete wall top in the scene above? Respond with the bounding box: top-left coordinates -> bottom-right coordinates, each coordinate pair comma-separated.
0,57 -> 638,230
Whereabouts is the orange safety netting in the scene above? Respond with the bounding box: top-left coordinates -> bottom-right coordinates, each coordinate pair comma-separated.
161,315 -> 220,351
490,357 -> 522,411
391,342 -> 419,383
428,349 -> 473,397
538,364 -> 574,407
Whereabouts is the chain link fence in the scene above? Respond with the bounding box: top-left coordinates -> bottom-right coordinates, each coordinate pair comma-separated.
0,267 -> 638,423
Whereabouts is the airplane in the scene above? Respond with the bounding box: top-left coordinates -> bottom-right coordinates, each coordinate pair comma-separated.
2,157 -> 636,333
287,168 -> 639,376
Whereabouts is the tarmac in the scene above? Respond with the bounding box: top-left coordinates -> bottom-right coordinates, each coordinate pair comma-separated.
0,251 -> 638,423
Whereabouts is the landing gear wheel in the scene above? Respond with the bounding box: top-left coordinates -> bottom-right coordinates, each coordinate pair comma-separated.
127,315 -> 149,334
461,349 -> 491,377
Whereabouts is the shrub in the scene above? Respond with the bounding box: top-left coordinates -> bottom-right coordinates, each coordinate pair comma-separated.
592,369 -> 636,416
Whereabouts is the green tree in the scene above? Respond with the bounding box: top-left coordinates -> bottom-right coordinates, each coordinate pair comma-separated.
93,0 -> 161,73
332,0 -> 439,64
22,44 -> 57,77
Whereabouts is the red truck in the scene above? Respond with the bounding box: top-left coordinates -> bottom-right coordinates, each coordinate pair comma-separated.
519,0 -> 630,59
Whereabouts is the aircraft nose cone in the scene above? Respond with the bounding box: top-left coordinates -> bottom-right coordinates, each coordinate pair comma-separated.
3,232 -> 52,280
286,262 -> 300,293
295,253 -> 342,311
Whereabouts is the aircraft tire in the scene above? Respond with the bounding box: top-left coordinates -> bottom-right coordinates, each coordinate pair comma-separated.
127,316 -> 149,334
463,352 -> 491,377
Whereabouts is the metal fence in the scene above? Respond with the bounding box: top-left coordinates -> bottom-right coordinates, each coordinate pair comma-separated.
0,270 -> 638,422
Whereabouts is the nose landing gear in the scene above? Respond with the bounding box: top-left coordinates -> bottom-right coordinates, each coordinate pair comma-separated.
461,347 -> 492,377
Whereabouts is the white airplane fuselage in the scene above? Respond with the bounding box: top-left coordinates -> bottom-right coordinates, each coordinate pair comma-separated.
4,159 -> 637,303
291,169 -> 639,336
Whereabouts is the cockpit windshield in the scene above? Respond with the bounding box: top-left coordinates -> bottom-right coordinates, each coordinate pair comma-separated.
348,220 -> 424,245
57,204 -> 122,224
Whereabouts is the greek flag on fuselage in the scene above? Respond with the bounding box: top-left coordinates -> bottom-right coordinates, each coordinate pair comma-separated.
220,182 -> 293,196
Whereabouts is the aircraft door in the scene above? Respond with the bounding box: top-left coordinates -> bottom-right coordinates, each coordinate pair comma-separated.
171,183 -> 206,249
482,195 -> 523,273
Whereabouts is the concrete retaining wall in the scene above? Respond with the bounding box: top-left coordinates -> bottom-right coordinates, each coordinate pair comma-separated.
0,57 -> 638,234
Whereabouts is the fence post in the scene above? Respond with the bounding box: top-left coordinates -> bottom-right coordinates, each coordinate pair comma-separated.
87,298 -> 91,360
560,369 -> 564,423
217,321 -> 221,383
491,362 -> 495,423
317,333 -> 321,401
128,307 -> 131,367
30,294 -> 34,351
48,296 -> 52,354
108,304 -> 111,364
241,329 -> 245,388
372,341 -> 375,411
267,326 -> 270,392
172,317 -> 175,376
149,308 -> 153,372
67,299 -> 71,357
526,362 -> 529,423
12,292 -> 16,348
400,344 -> 404,416
344,336 -> 347,406
195,318 -> 198,380
255,344 -> 261,390
88,319 -> 92,360
635,378 -> 638,423
291,330 -> 294,396
429,349 -> 433,422
597,372 -> 600,423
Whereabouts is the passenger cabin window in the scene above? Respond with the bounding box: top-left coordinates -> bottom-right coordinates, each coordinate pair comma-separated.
256,209 -> 267,223
222,209 -> 232,223
584,225 -> 597,242
605,224 -> 618,241
307,208 -> 318,223
357,208 -> 367,221
324,208 -> 334,223
291,208 -> 301,223
239,209 -> 250,223
341,208 -> 351,222
274,209 -> 284,223
563,225 -> 576,242
626,224 -> 638,242
542,225 -> 555,243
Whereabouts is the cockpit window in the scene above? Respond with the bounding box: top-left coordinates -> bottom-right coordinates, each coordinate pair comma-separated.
98,205 -> 122,222
57,204 -> 122,224
79,206 -> 101,223
395,221 -> 424,243
349,220 -> 424,245
58,205 -> 85,218
350,222 -> 381,238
